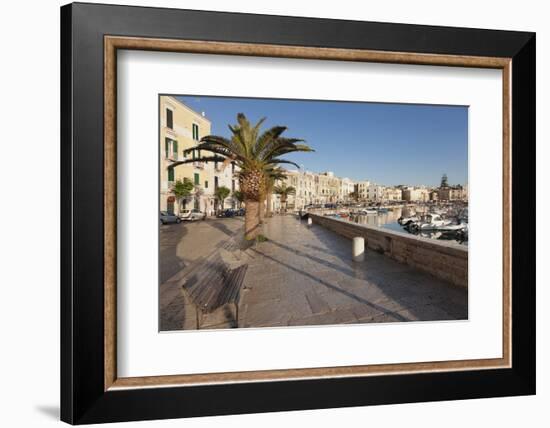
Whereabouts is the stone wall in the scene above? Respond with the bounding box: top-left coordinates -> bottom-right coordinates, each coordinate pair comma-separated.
310,214 -> 468,287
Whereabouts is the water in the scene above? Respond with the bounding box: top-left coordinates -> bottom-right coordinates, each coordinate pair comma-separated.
347,206 -> 468,245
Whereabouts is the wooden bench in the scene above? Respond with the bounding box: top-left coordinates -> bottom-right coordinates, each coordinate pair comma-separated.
181,240 -> 248,329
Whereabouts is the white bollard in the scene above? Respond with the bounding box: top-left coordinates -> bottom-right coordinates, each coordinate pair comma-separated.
307,217 -> 313,226
352,237 -> 365,262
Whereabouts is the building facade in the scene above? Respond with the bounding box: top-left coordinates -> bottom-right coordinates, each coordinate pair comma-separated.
402,187 -> 430,202
365,183 -> 385,201
356,181 -> 371,200
285,170 -> 317,209
339,177 -> 355,202
383,187 -> 403,201
159,96 -> 237,215
438,185 -> 466,201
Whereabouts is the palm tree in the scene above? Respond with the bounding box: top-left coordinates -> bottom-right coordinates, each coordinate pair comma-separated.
172,178 -> 195,212
193,185 -> 204,211
264,168 -> 287,218
274,184 -> 296,213
175,114 -> 313,240
214,186 -> 231,213
348,190 -> 359,203
232,190 -> 244,208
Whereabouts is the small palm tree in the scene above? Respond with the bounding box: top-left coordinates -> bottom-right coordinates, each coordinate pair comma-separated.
175,114 -> 313,240
274,183 -> 296,213
264,168 -> 287,218
214,186 -> 231,213
193,185 -> 204,211
172,178 -> 195,212
232,190 -> 244,208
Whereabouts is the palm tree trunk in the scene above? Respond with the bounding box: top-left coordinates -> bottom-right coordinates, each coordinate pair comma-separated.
245,200 -> 261,240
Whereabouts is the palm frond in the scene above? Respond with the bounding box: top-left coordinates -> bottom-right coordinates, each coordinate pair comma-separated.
253,126 -> 287,157
259,138 -> 309,161
265,158 -> 302,169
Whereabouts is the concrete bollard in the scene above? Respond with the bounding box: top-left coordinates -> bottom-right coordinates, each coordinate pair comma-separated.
307,217 -> 313,226
352,237 -> 365,262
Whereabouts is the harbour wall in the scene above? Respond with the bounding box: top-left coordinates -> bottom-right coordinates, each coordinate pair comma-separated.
309,214 -> 468,288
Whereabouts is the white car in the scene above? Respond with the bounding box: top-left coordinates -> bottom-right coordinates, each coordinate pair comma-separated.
179,209 -> 206,221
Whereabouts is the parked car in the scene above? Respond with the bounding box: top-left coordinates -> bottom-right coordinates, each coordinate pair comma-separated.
217,209 -> 237,218
235,208 -> 245,216
179,209 -> 206,221
160,211 -> 181,224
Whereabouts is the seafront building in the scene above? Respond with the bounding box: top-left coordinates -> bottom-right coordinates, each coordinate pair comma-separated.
356,181 -> 371,200
364,183 -> 386,201
438,185 -> 466,201
402,187 -> 430,202
159,96 -> 238,215
384,187 -> 403,201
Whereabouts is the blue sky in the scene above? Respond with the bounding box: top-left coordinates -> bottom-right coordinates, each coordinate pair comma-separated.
175,95 -> 468,187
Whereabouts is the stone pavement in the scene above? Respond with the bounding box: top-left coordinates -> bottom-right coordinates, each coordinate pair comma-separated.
239,215 -> 467,328
160,214 -> 467,331
159,217 -> 246,330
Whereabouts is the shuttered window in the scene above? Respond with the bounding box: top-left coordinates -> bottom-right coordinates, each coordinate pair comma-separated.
166,109 -> 173,129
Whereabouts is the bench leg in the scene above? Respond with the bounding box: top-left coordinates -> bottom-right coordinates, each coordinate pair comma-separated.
234,302 -> 239,328
196,307 -> 201,330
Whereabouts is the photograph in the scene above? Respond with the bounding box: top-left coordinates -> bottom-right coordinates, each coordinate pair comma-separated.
159,95 -> 469,331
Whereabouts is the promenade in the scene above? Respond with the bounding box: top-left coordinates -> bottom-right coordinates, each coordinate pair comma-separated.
160,215 -> 467,330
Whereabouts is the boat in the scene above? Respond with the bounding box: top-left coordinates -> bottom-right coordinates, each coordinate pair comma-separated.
407,214 -> 453,231
436,223 -> 468,232
398,215 -> 419,226
357,209 -> 377,215
377,208 -> 389,213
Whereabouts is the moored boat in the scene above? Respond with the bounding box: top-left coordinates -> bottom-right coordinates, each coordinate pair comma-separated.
407,214 -> 452,231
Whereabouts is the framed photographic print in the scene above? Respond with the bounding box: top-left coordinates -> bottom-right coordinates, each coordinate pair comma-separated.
60,2 -> 536,424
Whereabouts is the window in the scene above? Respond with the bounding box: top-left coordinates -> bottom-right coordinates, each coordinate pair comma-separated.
167,168 -> 174,182
166,109 -> 173,129
205,180 -> 209,189
231,180 -> 235,192
165,138 -> 177,159
172,140 -> 178,160
192,123 -> 199,141
214,176 -> 219,189
194,173 -> 200,185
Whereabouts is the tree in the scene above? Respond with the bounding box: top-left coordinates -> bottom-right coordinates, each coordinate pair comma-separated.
348,190 -> 359,203
193,185 -> 204,211
263,167 -> 287,219
232,190 -> 244,208
274,184 -> 296,213
214,186 -> 231,212
172,178 -> 194,211
440,173 -> 449,188
174,113 -> 313,240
